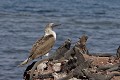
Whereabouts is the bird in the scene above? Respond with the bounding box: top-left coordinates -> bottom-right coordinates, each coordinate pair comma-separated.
19,23 -> 60,66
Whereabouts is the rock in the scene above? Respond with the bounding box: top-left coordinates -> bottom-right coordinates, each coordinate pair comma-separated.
69,77 -> 80,80
53,63 -> 61,72
37,61 -> 48,73
52,72 -> 67,80
23,35 -> 120,80
52,39 -> 71,60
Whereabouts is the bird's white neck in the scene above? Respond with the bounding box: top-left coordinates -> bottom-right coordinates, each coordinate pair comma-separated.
45,30 -> 56,40
51,31 -> 56,40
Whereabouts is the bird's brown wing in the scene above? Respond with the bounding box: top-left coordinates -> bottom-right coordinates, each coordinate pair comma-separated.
29,34 -> 55,59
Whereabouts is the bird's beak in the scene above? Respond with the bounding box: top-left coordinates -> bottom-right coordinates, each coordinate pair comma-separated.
52,24 -> 61,28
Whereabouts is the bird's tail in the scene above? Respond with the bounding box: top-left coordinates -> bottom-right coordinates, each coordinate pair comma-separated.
18,58 -> 31,67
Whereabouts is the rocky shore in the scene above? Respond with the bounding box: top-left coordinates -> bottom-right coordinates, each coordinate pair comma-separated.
23,34 -> 120,80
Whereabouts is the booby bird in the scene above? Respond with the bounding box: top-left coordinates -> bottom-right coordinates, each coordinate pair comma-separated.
19,23 -> 60,66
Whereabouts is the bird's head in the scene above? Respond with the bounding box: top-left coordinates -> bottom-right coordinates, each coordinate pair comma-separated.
45,23 -> 61,35
45,23 -> 61,30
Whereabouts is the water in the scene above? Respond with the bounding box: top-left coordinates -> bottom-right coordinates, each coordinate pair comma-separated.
0,0 -> 120,80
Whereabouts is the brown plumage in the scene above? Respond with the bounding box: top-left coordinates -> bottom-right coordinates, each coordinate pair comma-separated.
19,23 -> 60,66
30,35 -> 55,59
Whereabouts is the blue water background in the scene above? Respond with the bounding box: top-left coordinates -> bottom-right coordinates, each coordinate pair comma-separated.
0,0 -> 120,80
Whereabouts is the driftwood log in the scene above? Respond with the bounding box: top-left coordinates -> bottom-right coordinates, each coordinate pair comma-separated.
23,34 -> 120,80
